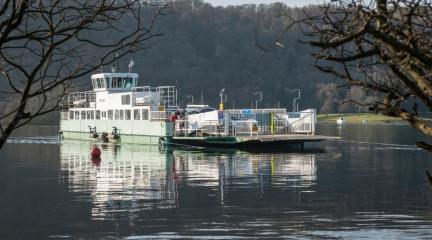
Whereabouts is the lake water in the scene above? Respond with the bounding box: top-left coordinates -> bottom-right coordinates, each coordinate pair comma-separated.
1,123 -> 432,239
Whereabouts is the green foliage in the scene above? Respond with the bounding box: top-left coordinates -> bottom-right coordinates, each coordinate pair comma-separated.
123,1 -> 338,110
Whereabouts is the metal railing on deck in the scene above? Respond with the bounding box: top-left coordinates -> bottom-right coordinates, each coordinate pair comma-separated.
150,111 -> 171,121
66,91 -> 96,108
274,110 -> 315,134
173,109 -> 316,138
232,120 -> 259,137
175,120 -> 223,137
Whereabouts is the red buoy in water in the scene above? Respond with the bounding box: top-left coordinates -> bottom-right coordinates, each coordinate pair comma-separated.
91,146 -> 101,158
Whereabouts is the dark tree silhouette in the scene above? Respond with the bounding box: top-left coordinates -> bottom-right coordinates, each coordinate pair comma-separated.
0,0 -> 167,148
302,0 -> 432,150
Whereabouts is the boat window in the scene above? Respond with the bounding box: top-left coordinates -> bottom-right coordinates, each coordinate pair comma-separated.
134,109 -> 140,120
75,111 -> 79,119
69,111 -> 74,120
91,110 -> 95,119
92,79 -> 96,89
121,95 -> 130,105
119,110 -> 124,120
96,110 -> 100,120
142,109 -> 149,120
86,110 -> 90,119
99,78 -> 106,88
112,77 -> 119,88
114,110 -> 119,120
125,110 -> 131,120
81,110 -> 86,120
124,77 -> 133,88
108,110 -> 113,120
105,77 -> 110,88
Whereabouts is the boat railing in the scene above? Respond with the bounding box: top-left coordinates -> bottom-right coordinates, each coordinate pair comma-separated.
174,120 -> 223,137
66,91 -> 96,108
150,111 -> 171,121
133,86 -> 177,108
225,108 -> 287,114
225,112 -> 279,135
172,109 -> 316,138
232,120 -> 259,137
274,109 -> 316,134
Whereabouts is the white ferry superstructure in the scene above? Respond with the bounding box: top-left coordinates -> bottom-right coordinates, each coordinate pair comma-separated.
60,66 -> 338,148
60,71 -> 177,145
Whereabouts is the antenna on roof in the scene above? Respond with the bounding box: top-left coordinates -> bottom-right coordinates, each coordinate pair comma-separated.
128,58 -> 135,73
116,53 -> 119,72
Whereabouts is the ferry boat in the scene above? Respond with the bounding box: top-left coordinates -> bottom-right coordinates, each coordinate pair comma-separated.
60,63 -> 178,145
60,62 -> 338,148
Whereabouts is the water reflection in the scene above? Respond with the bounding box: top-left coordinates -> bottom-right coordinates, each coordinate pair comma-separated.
60,141 -> 317,220
60,142 -> 179,219
3,125 -> 432,239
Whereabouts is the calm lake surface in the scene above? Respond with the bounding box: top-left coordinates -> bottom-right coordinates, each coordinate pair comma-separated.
1,123 -> 432,239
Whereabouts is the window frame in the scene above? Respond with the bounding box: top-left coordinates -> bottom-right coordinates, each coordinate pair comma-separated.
134,109 -> 140,120
114,110 -> 119,120
119,109 -> 124,120
108,110 -> 113,120
125,109 -> 131,120
142,109 -> 149,120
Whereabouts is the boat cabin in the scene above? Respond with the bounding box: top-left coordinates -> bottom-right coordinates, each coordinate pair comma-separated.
91,73 -> 138,92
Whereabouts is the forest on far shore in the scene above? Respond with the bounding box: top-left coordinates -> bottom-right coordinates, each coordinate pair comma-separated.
26,0 -> 379,124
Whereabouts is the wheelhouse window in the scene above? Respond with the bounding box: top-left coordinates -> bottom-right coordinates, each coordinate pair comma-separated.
134,109 -> 140,120
124,77 -> 133,88
92,77 -> 106,89
111,76 -> 134,88
121,95 -> 131,105
125,110 -> 131,120
112,77 -> 120,88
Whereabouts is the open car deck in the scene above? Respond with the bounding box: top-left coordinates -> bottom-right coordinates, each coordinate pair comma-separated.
172,134 -> 340,149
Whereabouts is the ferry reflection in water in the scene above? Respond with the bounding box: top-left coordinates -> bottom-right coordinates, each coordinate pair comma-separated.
60,141 -> 316,220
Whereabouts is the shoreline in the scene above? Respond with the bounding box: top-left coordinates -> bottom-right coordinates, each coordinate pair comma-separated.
317,113 -> 403,124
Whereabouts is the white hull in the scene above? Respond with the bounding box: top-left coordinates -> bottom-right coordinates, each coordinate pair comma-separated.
60,119 -> 173,144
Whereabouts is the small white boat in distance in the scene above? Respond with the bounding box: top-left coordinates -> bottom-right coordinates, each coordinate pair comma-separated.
336,117 -> 345,125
